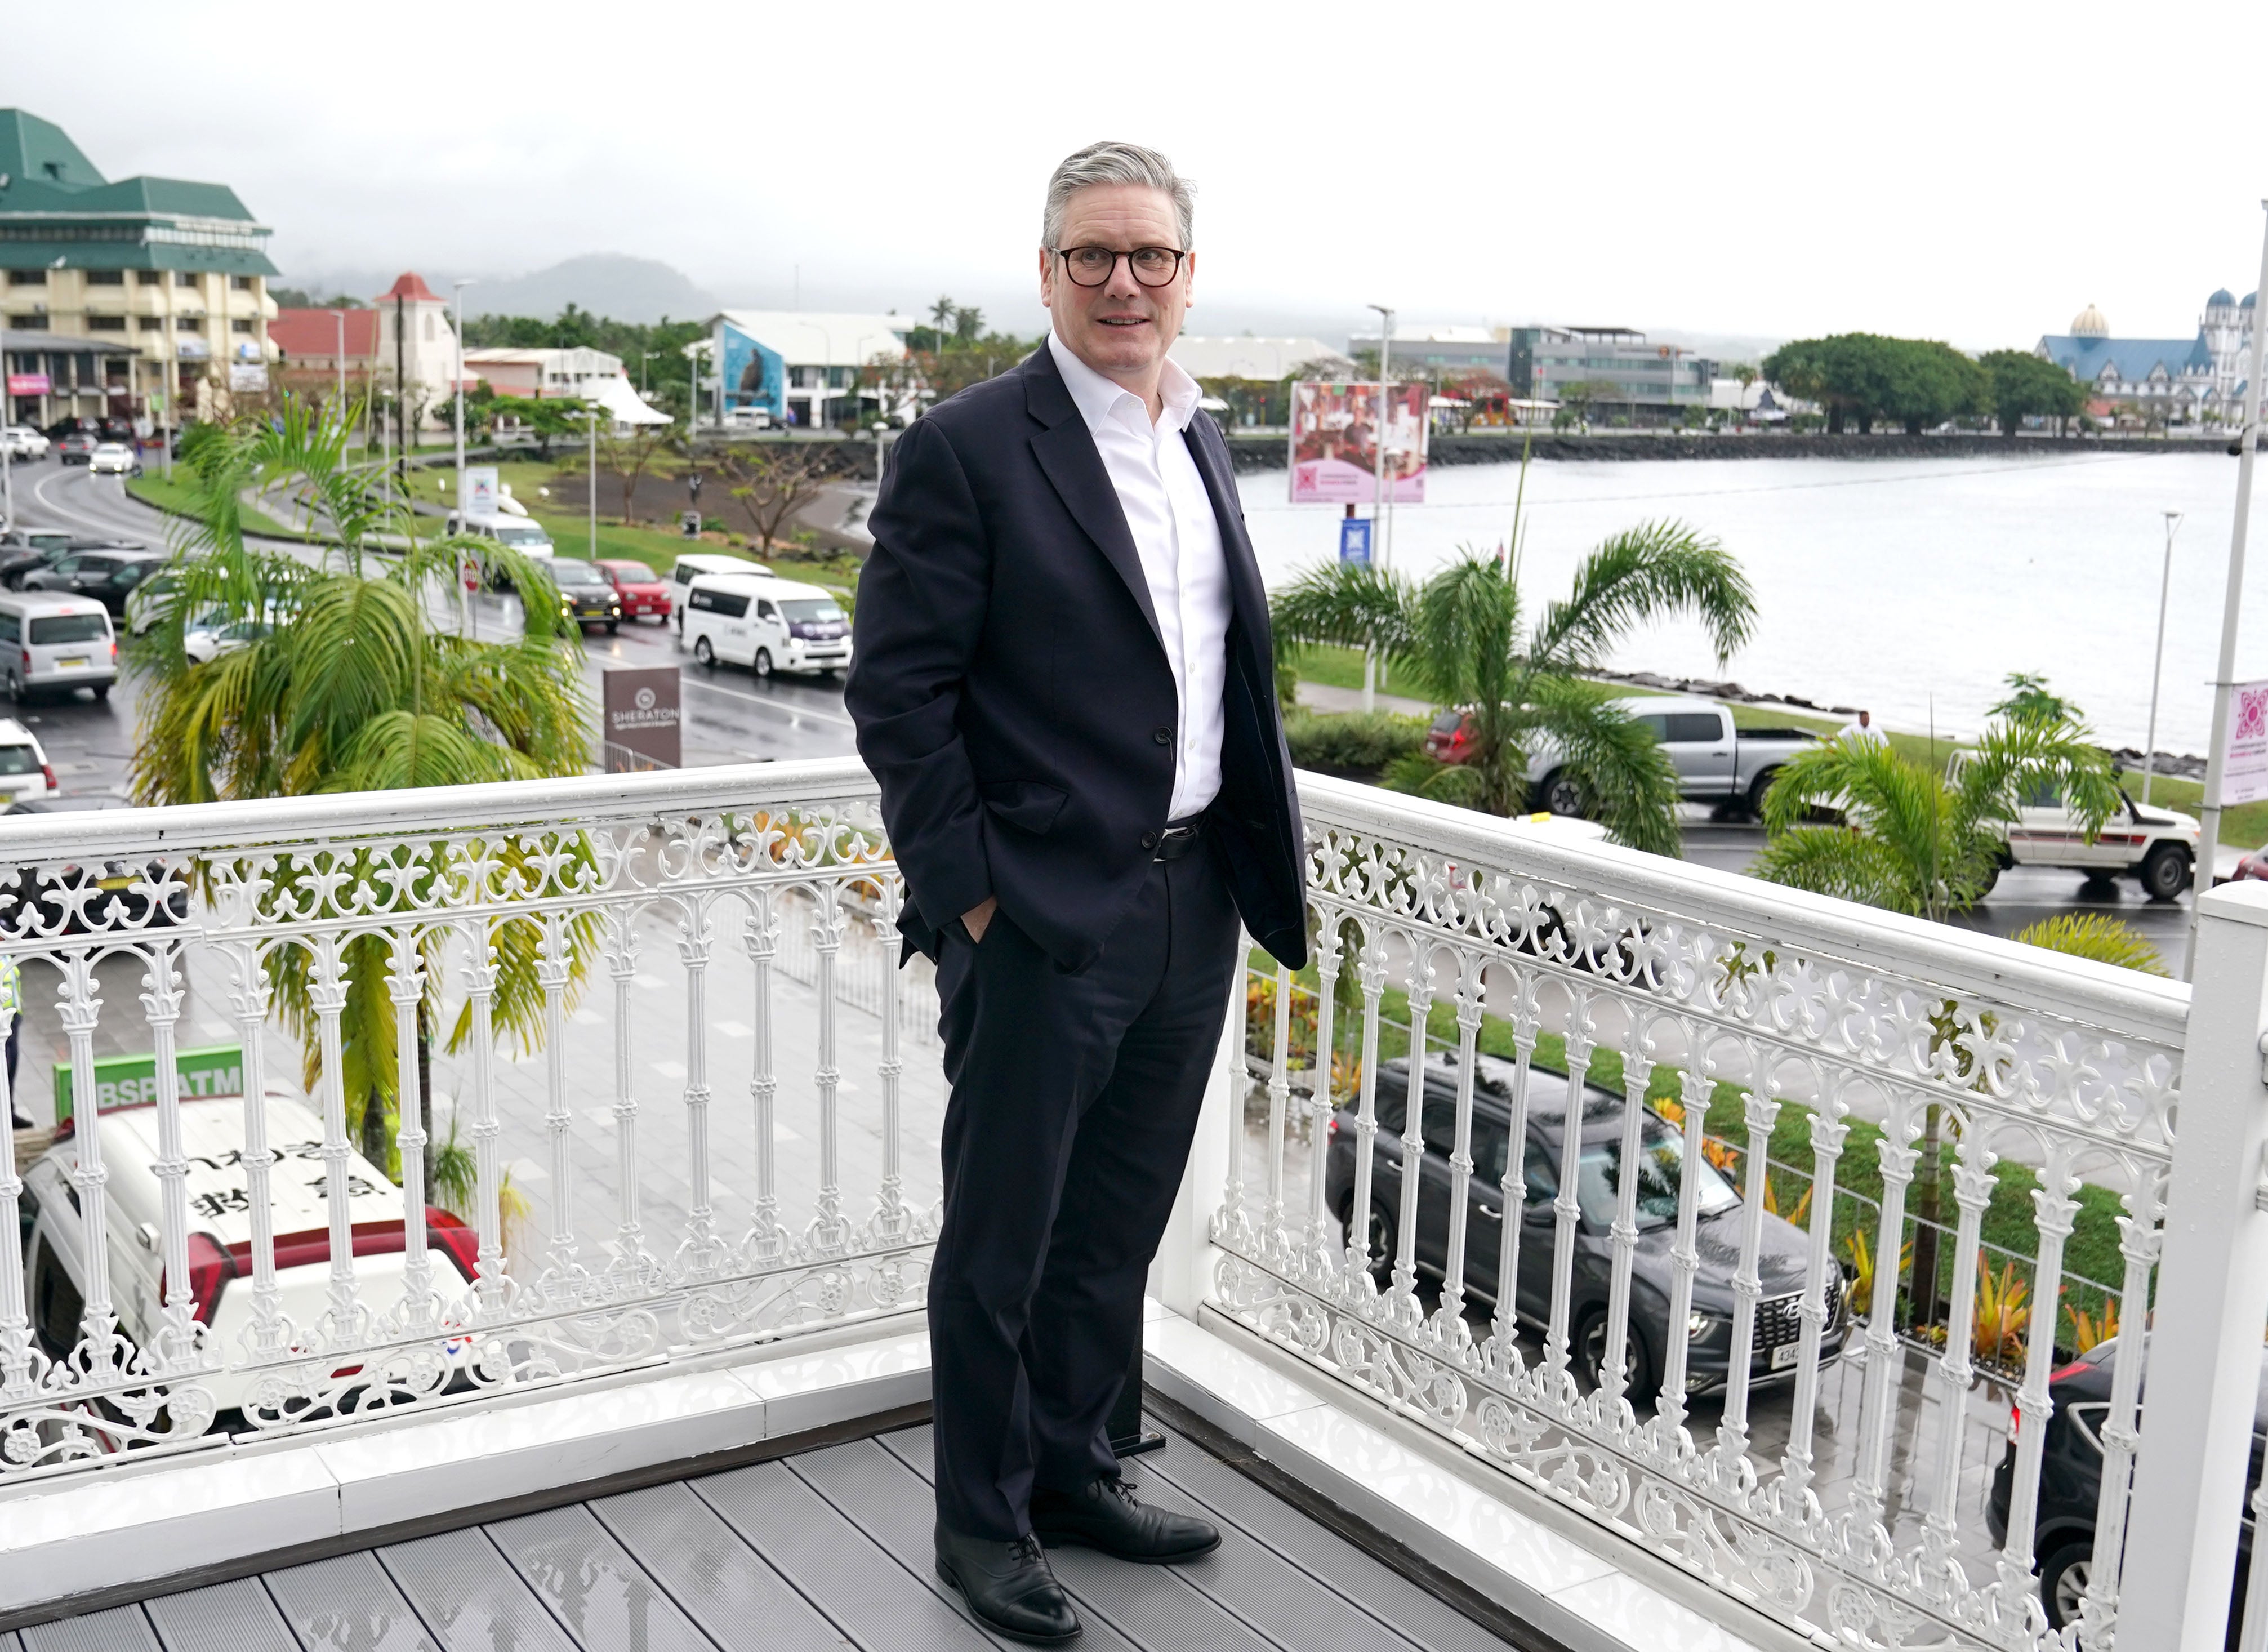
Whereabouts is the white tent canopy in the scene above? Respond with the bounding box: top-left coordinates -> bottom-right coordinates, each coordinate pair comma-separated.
580,374 -> 672,429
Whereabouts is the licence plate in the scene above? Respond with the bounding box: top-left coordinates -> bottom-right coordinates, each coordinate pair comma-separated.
98,876 -> 133,892
1770,1341 -> 1801,1370
57,657 -> 88,670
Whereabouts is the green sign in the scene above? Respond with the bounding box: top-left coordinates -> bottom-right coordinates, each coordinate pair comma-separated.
54,1044 -> 246,1121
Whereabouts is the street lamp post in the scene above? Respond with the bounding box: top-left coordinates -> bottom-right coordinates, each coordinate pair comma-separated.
2141,509 -> 2184,806
2187,201 -> 2268,980
582,409 -> 598,563
452,279 -> 476,638
332,309 -> 346,433
1362,303 -> 1395,714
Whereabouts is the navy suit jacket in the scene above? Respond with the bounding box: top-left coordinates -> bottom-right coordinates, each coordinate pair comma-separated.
845,345 -> 1307,975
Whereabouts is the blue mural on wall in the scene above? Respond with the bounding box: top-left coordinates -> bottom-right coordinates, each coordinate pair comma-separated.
718,321 -> 784,420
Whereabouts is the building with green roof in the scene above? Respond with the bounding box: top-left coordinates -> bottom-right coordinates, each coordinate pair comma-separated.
1,109 -> 277,429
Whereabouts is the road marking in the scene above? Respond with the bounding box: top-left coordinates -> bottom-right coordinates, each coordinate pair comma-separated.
675,673 -> 858,729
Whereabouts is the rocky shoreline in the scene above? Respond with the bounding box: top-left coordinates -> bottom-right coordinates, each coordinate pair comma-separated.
1594,667 -> 2208,782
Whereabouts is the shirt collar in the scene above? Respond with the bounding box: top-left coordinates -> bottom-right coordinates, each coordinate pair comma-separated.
1048,331 -> 1202,436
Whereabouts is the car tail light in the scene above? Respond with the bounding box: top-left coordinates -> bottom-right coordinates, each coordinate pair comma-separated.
39,764 -> 55,790
1327,1116 -> 1338,1135
2050,1359 -> 2091,1384
164,1232 -> 239,1325
17,650 -> 27,673
109,639 -> 117,664
425,1208 -> 483,1283
2009,1402 -> 2020,1442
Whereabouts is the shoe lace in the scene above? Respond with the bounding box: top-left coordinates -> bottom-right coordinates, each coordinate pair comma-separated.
1010,1533 -> 1048,1567
1103,1478 -> 1141,1511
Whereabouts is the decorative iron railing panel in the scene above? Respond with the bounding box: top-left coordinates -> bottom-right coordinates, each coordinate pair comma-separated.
1211,775 -> 2186,1652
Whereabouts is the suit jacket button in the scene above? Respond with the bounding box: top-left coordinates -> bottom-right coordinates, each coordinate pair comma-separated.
1141,830 -> 1160,851
1153,727 -> 1173,745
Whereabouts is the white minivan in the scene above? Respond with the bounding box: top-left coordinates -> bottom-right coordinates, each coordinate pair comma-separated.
445,511 -> 555,557
0,593 -> 117,701
667,552 -> 768,634
681,573 -> 852,679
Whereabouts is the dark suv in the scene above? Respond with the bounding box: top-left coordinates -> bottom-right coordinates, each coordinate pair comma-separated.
1986,1339 -> 2264,1632
1325,1049 -> 1848,1400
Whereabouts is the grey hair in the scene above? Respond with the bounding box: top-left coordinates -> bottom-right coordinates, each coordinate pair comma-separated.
1041,141 -> 1195,250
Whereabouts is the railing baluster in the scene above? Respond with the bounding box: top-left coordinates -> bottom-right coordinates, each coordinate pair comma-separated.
1389,941 -> 1436,1313
306,934 -> 369,1347
1716,1045 -> 1779,1466
227,941 -> 285,1356
1850,1088 -> 1923,1530
1777,1069 -> 1847,1506
1924,1136 -> 1996,1548
139,942 -> 198,1371
742,890 -> 785,1263
0,988 -> 35,1403
874,887 -> 907,1241
461,928 -> 506,1311
676,897 -> 722,1275
602,909 -> 649,1284
1304,927 -> 1343,1261
1996,1145 -> 2079,1602
1654,1034 -> 1713,1436
390,927 -> 439,1328
1601,1021 -> 1655,1409
809,880 -> 846,1257
1547,992 -> 1596,1381
1345,925 -> 1387,1280
1437,953 -> 1485,1344
60,954 -> 117,1374
2082,1167 -> 2165,1650
1487,971 -> 1540,1378
1264,960 -> 1291,1240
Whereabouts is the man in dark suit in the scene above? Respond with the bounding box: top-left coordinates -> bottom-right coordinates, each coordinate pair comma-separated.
845,141 -> 1307,1643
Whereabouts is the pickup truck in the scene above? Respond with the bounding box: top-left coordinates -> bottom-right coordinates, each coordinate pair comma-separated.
1428,694 -> 1817,819
1945,750 -> 2196,901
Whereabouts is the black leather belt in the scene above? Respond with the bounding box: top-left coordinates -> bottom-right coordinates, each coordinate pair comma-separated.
1153,818 -> 1204,862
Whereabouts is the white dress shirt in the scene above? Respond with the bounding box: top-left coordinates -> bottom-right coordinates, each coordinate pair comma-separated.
1048,331 -> 1231,821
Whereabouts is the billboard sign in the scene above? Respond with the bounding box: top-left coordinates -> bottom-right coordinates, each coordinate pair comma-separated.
2221,678 -> 2268,805
6,374 -> 50,397
461,465 -> 500,516
227,363 -> 269,393
1338,516 -> 1373,565
1290,381 -> 1428,505
603,665 -> 682,772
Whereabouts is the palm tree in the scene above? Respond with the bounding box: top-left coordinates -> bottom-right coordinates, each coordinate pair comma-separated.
130,400 -> 599,1171
1268,523 -> 1755,856
1752,713 -> 2119,921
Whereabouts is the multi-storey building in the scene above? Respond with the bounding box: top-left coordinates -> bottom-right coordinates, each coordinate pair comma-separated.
2035,292 -> 2257,425
1505,325 -> 1717,421
0,109 -> 277,429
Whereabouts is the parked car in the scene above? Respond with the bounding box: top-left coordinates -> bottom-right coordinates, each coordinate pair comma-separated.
55,433 -> 96,465
1,795 -> 188,929
0,593 -> 116,700
1945,751 -> 2197,902
724,406 -> 774,430
86,442 -> 137,477
545,557 -> 623,633
19,1089 -> 480,1419
1,426 -> 49,460
681,572 -> 850,679
1324,1049 -> 1851,1399
0,528 -> 79,574
445,511 -> 554,558
21,547 -> 166,616
1986,1338 -> 2264,1633
596,558 -> 671,623
0,719 -> 55,803
667,553 -> 768,634
1426,696 -> 1816,820
182,612 -> 275,665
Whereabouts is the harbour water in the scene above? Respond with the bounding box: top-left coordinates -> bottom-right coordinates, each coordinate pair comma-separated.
1240,447 -> 2257,752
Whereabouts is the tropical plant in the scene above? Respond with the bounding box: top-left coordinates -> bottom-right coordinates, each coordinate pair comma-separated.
2063,1293 -> 2119,1355
1841,1228 -> 1913,1320
1268,526 -> 1755,855
1754,713 -> 2120,921
2012,914 -> 2170,977
1990,670 -> 2079,725
1281,711 -> 1427,778
1973,1256 -> 2033,1365
128,399 -> 601,1172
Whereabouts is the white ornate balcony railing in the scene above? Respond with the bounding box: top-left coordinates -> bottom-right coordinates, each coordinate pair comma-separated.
0,759 -> 930,1481
1210,775 -> 2220,1652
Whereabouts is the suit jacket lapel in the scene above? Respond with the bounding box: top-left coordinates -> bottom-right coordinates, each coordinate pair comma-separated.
1182,412 -> 1271,651
1022,351 -> 1163,648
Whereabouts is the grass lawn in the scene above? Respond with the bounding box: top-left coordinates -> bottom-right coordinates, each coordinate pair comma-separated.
125,473 -> 300,540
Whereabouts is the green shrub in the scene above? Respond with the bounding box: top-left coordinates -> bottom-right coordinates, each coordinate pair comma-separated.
1283,711 -> 1428,777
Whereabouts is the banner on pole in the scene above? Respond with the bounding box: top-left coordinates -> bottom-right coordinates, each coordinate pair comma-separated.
461,466 -> 500,515
1338,516 -> 1373,565
2221,678 -> 2268,805
1289,381 -> 1428,505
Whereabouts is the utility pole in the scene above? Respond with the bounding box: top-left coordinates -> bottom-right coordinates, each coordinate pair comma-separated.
586,409 -> 598,563
2142,509 -> 2184,805
1363,303 -> 1395,713
332,309 -> 346,431
2188,200 -> 2268,981
394,290 -> 408,502
452,279 -> 476,637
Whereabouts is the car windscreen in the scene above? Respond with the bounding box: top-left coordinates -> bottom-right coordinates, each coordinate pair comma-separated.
28,613 -> 110,645
1574,1117 -> 1741,1230
0,746 -> 38,775
547,560 -> 609,586
492,525 -> 551,548
779,599 -> 844,622
1430,710 -> 1464,734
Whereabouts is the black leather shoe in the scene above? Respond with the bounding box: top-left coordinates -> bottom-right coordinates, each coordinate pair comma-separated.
1030,1475 -> 1220,1564
934,1526 -> 1081,1644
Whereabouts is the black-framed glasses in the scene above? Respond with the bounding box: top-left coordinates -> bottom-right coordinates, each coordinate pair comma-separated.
1053,246 -> 1187,288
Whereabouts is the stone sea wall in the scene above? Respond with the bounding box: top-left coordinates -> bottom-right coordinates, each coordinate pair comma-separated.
1220,430 -> 2226,474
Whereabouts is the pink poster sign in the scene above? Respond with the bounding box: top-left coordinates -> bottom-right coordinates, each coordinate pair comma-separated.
1289,381 -> 1428,505
2224,678 -> 2268,805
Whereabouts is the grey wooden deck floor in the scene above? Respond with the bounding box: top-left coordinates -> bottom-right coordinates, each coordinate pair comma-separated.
8,1416 -> 1520,1650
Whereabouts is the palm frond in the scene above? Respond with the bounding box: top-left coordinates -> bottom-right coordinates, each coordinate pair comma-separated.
1267,562 -> 1415,661
1750,826 -> 1926,914
1527,681 -> 1682,856
1528,520 -> 1755,671
2011,914 -> 2169,977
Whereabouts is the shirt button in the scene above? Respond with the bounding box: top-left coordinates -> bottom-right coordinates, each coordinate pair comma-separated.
1154,727 -> 1173,745
1141,830 -> 1161,851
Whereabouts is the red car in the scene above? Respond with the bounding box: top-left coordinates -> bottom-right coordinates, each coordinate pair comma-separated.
597,559 -> 671,622
1424,708 -> 1479,764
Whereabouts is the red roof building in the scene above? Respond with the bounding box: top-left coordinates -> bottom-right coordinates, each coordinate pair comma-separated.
269,306 -> 380,365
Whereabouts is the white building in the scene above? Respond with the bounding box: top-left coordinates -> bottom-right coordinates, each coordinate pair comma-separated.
709,311 -> 914,429
463,345 -> 628,400
2035,292 -> 2257,424
368,273 -> 466,428
1169,336 -> 1353,381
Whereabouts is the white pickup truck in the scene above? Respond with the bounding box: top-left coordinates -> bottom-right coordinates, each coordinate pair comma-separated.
1945,750 -> 2198,901
1516,695 -> 1819,820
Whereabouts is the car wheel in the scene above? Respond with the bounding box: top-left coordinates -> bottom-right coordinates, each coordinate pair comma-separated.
605,620 -> 619,634
693,635 -> 715,667
1539,769 -> 1587,817
2139,843 -> 2190,903
90,684 -> 109,702
3,672 -> 17,702
753,648 -> 773,679
1363,1203 -> 1396,1286
1748,768 -> 1779,821
2037,1538 -> 2093,1629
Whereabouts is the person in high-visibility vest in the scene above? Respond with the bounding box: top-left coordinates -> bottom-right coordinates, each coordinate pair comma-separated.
0,956 -> 25,1129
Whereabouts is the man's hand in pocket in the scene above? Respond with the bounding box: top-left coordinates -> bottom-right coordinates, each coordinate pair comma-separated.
963,897 -> 998,943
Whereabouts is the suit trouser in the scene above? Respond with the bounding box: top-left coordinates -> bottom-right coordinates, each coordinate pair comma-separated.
926,841 -> 1240,1542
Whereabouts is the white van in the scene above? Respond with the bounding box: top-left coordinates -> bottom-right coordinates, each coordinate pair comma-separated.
681,573 -> 851,679
667,552 -> 769,633
0,718 -> 54,802
21,1090 -> 481,1418
0,593 -> 116,701
445,511 -> 555,557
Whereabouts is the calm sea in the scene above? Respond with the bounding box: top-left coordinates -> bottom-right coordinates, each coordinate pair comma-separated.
1237,448 -> 2258,754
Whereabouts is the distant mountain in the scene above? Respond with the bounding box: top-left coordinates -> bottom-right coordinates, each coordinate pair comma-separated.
275,254 -> 718,325
468,255 -> 716,325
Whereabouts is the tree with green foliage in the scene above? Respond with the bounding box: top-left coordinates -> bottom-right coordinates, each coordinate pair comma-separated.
1979,349 -> 2087,438
1990,670 -> 2079,724
489,395 -> 590,460
2012,913 -> 2168,976
1268,524 -> 1754,854
1884,340 -> 1987,435
128,400 -> 599,1172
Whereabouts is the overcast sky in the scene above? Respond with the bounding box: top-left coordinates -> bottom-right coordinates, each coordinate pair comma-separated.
10,0 -> 2261,352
